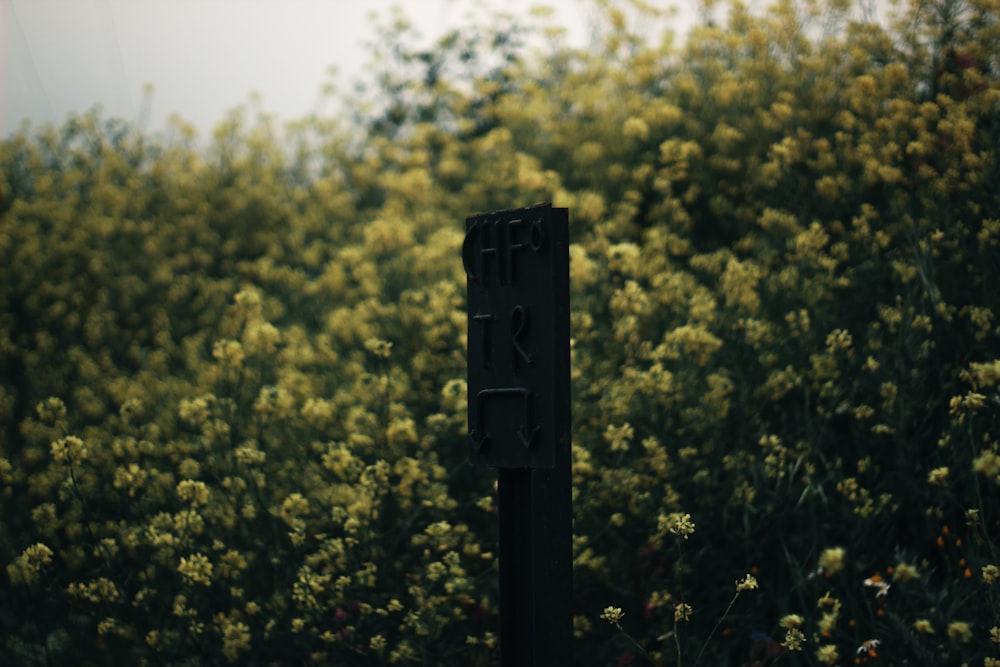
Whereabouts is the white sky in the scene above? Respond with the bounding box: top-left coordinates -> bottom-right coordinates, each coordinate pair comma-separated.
1,0 -> 619,140
1,0 -> 898,142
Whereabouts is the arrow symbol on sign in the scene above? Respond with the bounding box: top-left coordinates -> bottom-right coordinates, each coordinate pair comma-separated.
469,429 -> 490,453
517,423 -> 540,449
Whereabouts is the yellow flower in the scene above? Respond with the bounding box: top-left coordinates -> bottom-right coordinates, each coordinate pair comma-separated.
242,321 -> 281,355
818,547 -> 845,575
782,628 -> 806,651
176,480 -> 210,506
363,337 -> 393,359
913,619 -> 935,634
50,435 -> 87,465
674,603 -> 692,622
660,512 -> 695,539
973,450 -> 1000,477
623,117 -> 650,141
36,397 -> 68,425
816,591 -> 841,611
604,423 -> 634,453
178,553 -> 213,587
212,339 -> 245,369
892,562 -> 919,582
6,543 -> 54,586
736,574 -> 759,592
928,467 -> 950,486
600,605 -> 624,627
947,621 -> 972,642
983,564 -> 1000,584
816,644 -> 839,664
779,614 -> 804,629
221,621 -> 251,662
818,612 -> 838,636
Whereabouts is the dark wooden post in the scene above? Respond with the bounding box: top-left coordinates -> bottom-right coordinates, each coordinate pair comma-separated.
463,204 -> 572,665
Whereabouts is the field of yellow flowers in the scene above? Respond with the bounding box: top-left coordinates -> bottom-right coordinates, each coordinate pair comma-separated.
2,0 -> 999,664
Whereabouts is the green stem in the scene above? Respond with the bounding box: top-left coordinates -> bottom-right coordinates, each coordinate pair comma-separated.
693,591 -> 740,667
615,622 -> 662,667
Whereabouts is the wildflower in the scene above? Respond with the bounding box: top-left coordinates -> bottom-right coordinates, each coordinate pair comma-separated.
7,543 -> 54,586
178,553 -> 213,586
913,619 -> 935,634
604,422 -> 634,452
601,606 -> 624,627
212,339 -> 245,369
674,603 -> 692,622
36,396 -> 68,425
782,628 -> 805,651
816,591 -> 841,610
66,578 -> 120,603
892,562 -> 918,582
856,639 -> 880,657
242,320 -> 281,355
176,480 -> 210,506
279,493 -> 310,531
221,621 -> 251,662
50,435 -> 87,465
928,466 -> 950,485
816,644 -> 839,664
660,512 -> 695,539
947,621 -> 972,642
817,612 -> 838,636
363,337 -> 393,358
623,117 -> 650,141
817,547 -> 845,575
991,626 -> 1000,643
983,564 -> 1000,584
736,574 -> 759,592
863,573 -> 890,598
972,450 -> 1000,477
779,614 -> 803,629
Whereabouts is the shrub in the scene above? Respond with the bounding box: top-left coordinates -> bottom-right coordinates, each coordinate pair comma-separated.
2,0 -> 999,664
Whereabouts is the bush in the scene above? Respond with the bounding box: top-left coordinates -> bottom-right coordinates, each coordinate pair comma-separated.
2,0 -> 999,664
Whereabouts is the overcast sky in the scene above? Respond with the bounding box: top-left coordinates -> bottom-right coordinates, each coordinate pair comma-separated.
1,0 -> 899,142
2,0 -> 614,140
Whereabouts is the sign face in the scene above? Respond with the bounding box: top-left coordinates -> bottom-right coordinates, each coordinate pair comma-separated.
463,204 -> 569,468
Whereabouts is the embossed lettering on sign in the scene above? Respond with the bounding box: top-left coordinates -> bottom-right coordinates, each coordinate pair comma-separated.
462,216 -> 547,287
466,205 -> 568,468
510,305 -> 532,371
471,312 -> 495,368
469,387 -> 540,454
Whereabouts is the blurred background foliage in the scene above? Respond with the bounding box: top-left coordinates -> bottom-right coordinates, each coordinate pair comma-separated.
2,0 -> 1000,664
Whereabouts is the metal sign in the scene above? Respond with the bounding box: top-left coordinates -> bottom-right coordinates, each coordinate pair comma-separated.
463,204 -> 570,468
463,204 -> 572,666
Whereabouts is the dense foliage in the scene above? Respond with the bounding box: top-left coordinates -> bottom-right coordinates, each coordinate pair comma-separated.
2,0 -> 999,664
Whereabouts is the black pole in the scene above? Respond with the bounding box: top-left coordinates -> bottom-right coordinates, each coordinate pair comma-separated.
464,204 -> 572,665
